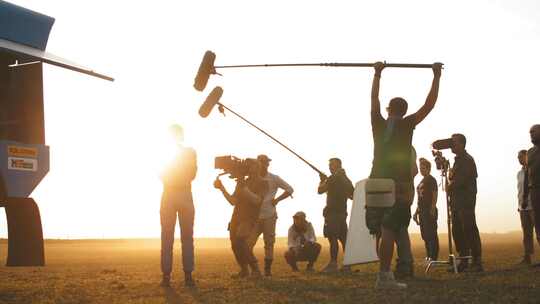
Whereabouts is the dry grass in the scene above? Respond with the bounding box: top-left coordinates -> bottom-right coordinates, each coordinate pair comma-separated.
1,233 -> 540,303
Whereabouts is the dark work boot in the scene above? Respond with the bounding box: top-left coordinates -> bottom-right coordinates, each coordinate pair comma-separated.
264,259 -> 273,277
184,271 -> 195,288
231,265 -> 250,279
160,274 -> 171,287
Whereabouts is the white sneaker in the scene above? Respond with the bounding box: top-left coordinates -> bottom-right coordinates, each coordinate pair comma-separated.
375,272 -> 407,290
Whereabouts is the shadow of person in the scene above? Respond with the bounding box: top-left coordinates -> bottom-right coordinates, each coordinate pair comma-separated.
162,286 -> 182,304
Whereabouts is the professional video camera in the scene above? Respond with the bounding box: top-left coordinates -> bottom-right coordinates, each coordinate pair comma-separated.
431,138 -> 453,172
215,155 -> 252,179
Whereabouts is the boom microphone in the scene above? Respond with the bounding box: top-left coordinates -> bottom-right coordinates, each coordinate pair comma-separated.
199,86 -> 223,118
193,50 -> 216,91
432,138 -> 454,150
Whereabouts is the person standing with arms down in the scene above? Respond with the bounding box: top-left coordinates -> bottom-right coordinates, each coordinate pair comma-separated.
159,125 -> 197,288
516,149 -> 534,265
527,124 -> 540,261
249,154 -> 294,276
447,133 -> 482,272
413,158 -> 439,262
369,61 -> 442,289
317,158 -> 354,273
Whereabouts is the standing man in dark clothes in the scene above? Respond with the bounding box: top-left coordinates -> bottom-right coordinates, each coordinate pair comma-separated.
517,149 -> 534,265
528,125 -> 540,250
447,133 -> 482,272
317,158 -> 354,272
214,159 -> 267,278
369,61 -> 442,289
413,158 -> 439,262
160,125 -> 197,287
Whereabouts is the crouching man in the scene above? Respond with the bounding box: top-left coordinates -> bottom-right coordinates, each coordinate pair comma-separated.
214,159 -> 268,278
284,212 -> 321,272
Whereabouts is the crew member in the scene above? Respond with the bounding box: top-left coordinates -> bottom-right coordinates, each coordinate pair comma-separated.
369,61 -> 442,289
528,125 -> 540,251
318,158 -> 354,273
249,154 -> 294,276
160,124 -> 197,287
413,158 -> 439,262
448,133 -> 482,272
214,159 -> 267,278
517,149 -> 534,265
284,211 -> 321,272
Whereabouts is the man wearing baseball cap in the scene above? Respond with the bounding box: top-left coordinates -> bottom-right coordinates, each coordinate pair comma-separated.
249,154 -> 294,276
284,212 -> 321,272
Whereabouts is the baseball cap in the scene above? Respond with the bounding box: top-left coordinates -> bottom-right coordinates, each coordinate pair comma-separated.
293,211 -> 306,219
257,154 -> 272,163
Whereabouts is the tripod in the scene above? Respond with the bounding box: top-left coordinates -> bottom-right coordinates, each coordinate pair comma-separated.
425,156 -> 472,274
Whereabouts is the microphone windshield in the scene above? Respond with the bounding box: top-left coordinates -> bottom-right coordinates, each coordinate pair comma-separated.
193,51 -> 216,91
199,86 -> 223,118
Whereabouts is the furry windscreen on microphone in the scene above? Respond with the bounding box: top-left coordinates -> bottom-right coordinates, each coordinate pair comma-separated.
193,50 -> 216,92
199,86 -> 223,118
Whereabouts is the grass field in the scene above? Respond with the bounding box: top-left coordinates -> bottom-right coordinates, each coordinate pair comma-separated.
1,233 -> 540,304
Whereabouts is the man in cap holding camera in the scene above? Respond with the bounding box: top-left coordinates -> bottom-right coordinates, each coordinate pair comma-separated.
447,133 -> 482,272
369,61 -> 442,289
159,125 -> 197,287
284,211 -> 321,272
318,157 -> 354,273
248,154 -> 294,276
214,158 -> 268,278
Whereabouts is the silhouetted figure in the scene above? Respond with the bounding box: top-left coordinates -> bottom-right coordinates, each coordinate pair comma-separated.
413,158 -> 439,261
528,125 -> 540,254
160,125 -> 197,287
214,159 -> 267,278
369,61 -> 442,289
249,154 -> 294,276
317,158 -> 354,273
284,211 -> 321,272
517,149 -> 534,265
448,133 -> 482,272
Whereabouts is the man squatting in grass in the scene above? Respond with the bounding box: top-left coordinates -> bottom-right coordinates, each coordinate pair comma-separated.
284,211 -> 322,272
248,154 -> 294,276
317,157 -> 354,273
368,61 -> 442,289
214,159 -> 268,278
159,125 -> 197,287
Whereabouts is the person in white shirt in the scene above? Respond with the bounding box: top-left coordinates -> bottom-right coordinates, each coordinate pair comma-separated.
517,149 -> 534,265
249,154 -> 294,276
284,212 -> 321,272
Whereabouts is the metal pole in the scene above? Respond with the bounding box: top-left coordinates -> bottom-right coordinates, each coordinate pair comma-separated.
217,103 -> 325,176
215,62 -> 436,69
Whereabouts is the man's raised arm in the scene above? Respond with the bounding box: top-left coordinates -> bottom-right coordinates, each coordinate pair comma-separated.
414,63 -> 442,125
371,61 -> 385,120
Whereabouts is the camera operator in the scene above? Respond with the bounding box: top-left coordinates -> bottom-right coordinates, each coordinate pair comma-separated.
214,158 -> 268,278
517,149 -> 534,265
248,154 -> 294,277
368,61 -> 442,289
284,211 -> 321,272
413,158 -> 439,262
447,133 -> 483,272
528,124 -> 540,251
159,125 -> 197,288
318,157 -> 354,273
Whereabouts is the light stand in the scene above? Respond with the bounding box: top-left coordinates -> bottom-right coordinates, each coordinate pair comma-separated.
425,153 -> 472,274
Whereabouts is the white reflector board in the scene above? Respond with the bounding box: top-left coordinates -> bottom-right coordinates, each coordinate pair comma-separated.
343,179 -> 381,265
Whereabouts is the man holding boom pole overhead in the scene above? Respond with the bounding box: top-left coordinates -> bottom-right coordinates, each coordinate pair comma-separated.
369,61 -> 442,289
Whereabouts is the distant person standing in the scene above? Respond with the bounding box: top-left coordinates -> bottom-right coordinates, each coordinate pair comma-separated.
159,124 -> 197,287
528,125 -> 540,252
317,158 -> 354,273
249,154 -> 294,276
413,158 -> 439,262
517,149 -> 534,265
284,211 -> 321,272
447,133 -> 482,272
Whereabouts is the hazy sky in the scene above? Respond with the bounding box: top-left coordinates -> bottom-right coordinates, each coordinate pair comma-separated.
1,0 -> 539,238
